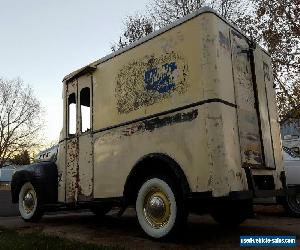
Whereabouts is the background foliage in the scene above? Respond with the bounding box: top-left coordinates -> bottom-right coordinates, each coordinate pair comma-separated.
112,0 -> 300,123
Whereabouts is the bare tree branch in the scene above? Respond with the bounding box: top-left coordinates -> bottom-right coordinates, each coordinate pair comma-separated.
0,77 -> 44,167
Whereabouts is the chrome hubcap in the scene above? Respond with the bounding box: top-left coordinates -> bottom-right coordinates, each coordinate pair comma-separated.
147,196 -> 165,218
143,188 -> 171,229
23,190 -> 35,214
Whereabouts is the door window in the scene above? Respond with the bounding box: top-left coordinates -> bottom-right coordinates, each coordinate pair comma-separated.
80,87 -> 91,133
68,93 -> 76,135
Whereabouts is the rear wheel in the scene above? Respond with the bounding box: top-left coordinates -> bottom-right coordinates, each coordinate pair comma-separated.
18,182 -> 43,222
210,199 -> 252,226
136,176 -> 187,239
284,190 -> 300,217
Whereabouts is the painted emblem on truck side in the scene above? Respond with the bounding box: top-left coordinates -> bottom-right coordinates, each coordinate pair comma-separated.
115,52 -> 189,114
144,62 -> 177,93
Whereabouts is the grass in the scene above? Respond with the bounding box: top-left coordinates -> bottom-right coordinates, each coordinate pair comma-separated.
0,228 -> 124,250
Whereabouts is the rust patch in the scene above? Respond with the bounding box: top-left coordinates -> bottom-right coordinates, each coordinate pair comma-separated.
143,109 -> 198,132
57,171 -> 63,187
236,172 -> 243,179
263,62 -> 271,81
219,31 -> 230,50
66,138 -> 79,203
121,109 -> 198,136
244,143 -> 262,164
231,29 -> 243,39
115,51 -> 189,114
122,125 -> 141,136
207,175 -> 213,187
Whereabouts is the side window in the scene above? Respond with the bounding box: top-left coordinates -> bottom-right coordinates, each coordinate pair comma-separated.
80,87 -> 91,133
68,93 -> 76,135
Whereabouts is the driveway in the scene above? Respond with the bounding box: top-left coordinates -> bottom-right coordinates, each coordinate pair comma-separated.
0,206 -> 299,249
0,190 -> 19,217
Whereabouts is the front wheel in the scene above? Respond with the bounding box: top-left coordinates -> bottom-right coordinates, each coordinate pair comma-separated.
136,177 -> 187,239
18,182 -> 43,222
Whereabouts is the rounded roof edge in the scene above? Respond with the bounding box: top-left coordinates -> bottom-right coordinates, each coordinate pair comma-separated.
63,6 -> 269,82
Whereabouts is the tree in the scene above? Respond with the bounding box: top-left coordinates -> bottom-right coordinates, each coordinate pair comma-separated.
251,0 -> 300,122
112,0 -> 299,122
11,150 -> 31,165
149,0 -> 252,28
0,77 -> 44,167
111,13 -> 154,51
112,0 -> 252,51
149,0 -> 206,28
238,0 -> 300,121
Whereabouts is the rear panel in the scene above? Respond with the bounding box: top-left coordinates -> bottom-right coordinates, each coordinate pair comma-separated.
229,28 -> 282,171
230,30 -> 263,168
253,48 -> 283,170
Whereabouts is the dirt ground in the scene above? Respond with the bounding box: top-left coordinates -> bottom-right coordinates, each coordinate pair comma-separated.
0,205 -> 299,249
0,190 -> 19,217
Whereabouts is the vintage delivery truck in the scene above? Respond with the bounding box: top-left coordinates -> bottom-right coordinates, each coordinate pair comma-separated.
11,7 -> 286,239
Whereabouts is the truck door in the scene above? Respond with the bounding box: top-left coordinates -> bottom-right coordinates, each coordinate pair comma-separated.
66,80 -> 78,203
230,30 -> 275,169
66,75 -> 93,203
77,75 -> 93,201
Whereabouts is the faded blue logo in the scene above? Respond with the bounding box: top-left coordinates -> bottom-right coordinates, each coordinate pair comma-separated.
144,62 -> 177,93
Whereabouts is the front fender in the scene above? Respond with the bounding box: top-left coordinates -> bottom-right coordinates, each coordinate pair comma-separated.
11,161 -> 58,204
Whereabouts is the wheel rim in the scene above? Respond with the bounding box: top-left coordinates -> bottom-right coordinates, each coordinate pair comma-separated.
22,189 -> 36,214
143,187 -> 171,229
287,192 -> 300,214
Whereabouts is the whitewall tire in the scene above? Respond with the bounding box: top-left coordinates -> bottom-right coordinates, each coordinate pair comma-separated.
136,177 -> 187,239
18,182 -> 43,222
285,190 -> 300,217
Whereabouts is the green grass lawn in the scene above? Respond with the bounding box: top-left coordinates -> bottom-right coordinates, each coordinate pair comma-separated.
0,228 -> 123,250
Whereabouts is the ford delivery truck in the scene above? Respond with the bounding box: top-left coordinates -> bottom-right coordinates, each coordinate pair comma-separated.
11,7 -> 286,239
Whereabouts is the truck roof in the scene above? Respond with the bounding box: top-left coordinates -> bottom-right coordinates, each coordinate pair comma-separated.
63,7 -> 267,83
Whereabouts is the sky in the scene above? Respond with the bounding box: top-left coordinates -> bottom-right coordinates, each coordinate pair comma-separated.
0,0 -> 148,142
